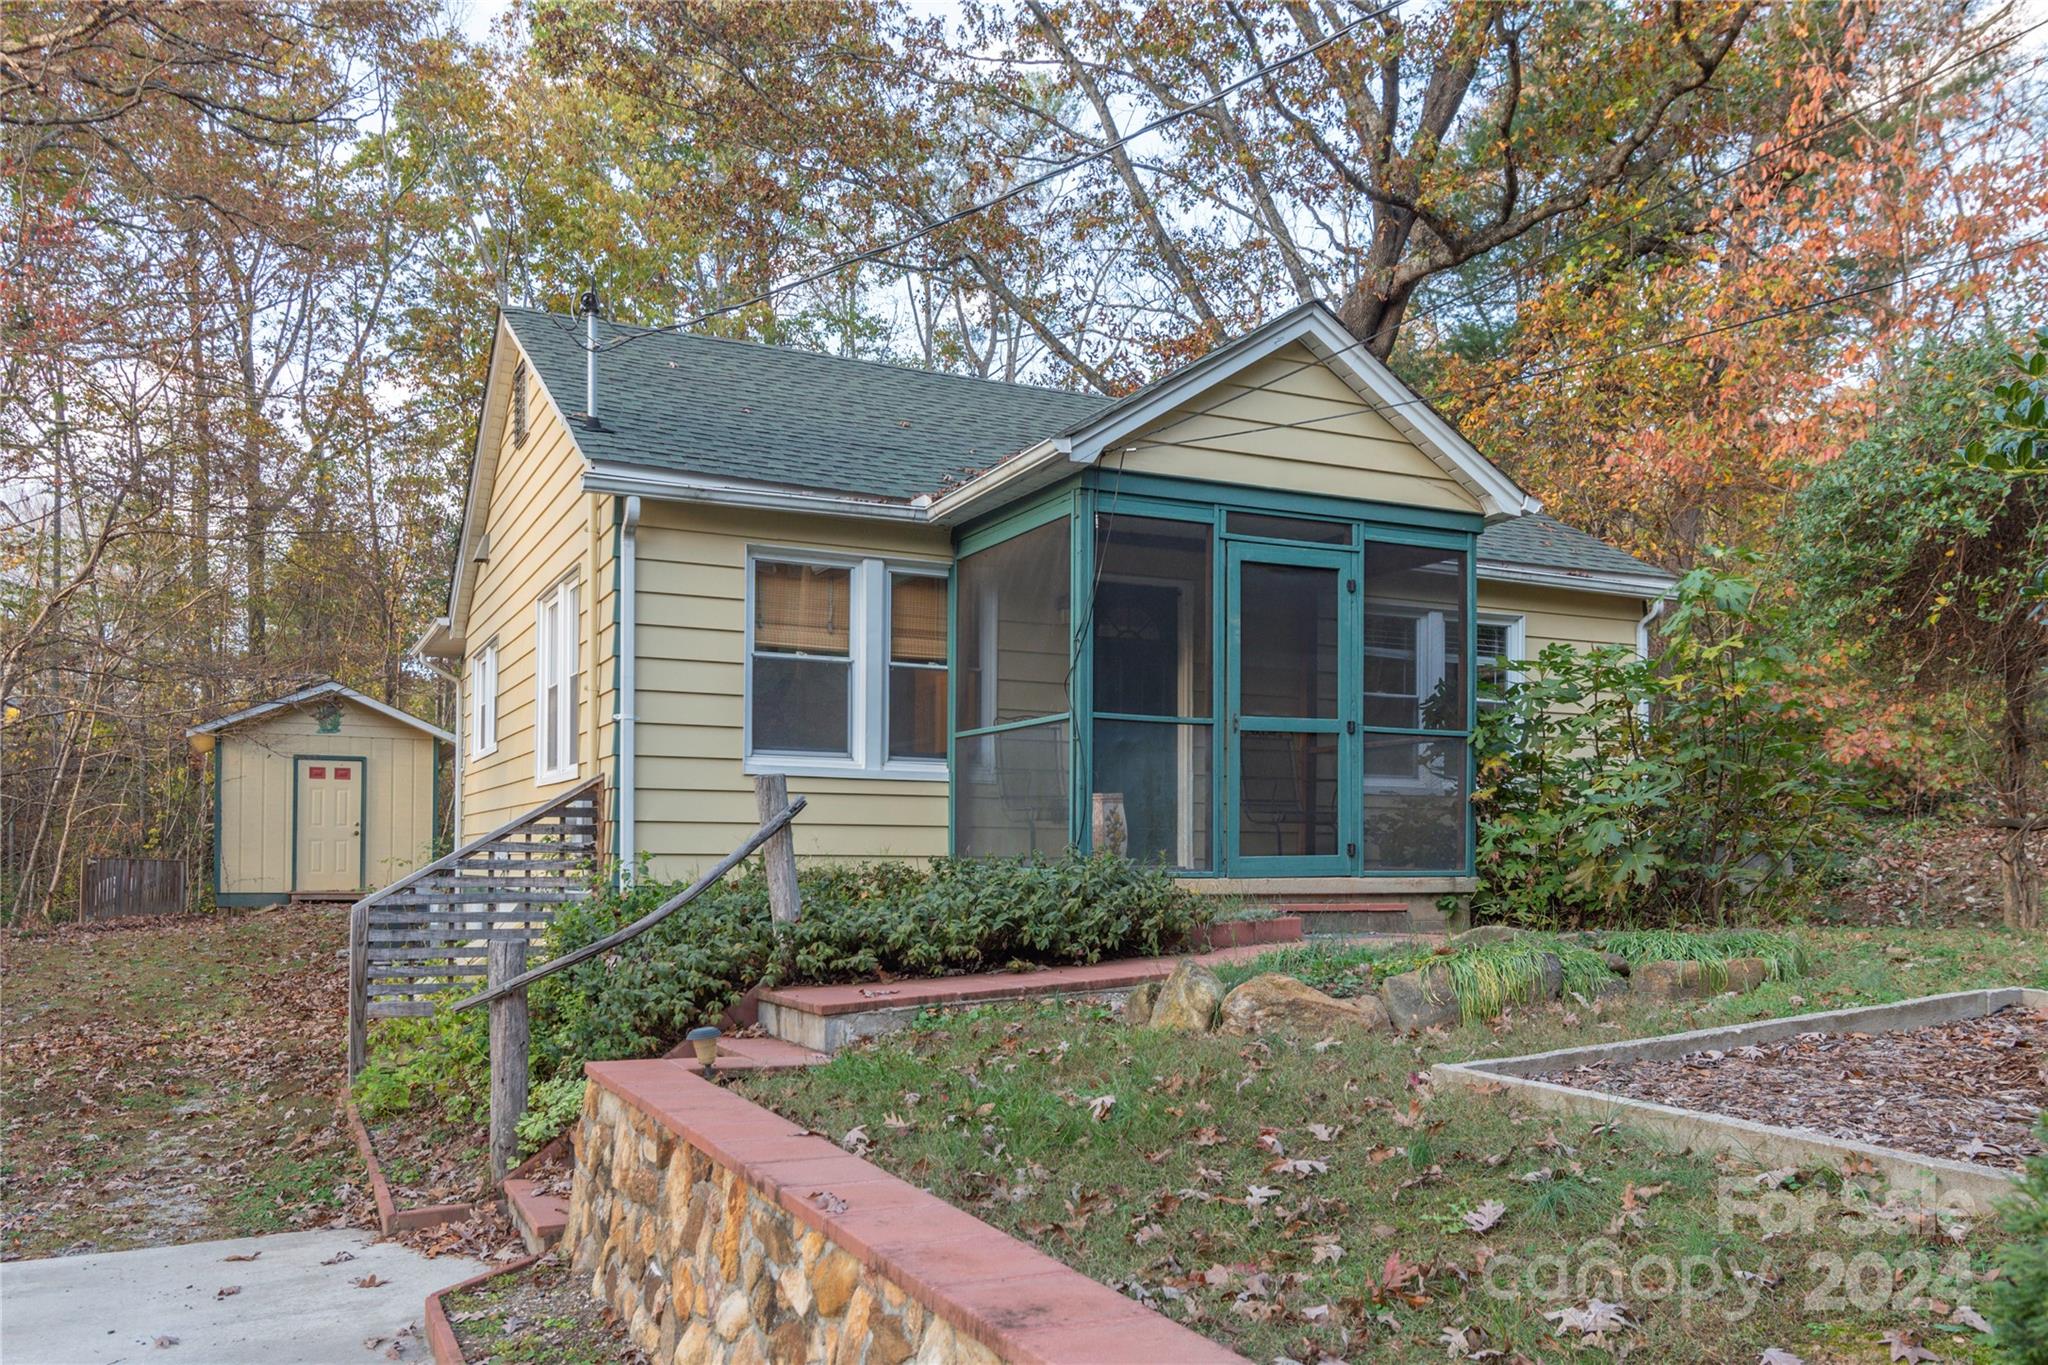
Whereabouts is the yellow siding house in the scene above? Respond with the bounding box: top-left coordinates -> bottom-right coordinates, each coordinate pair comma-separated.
188,681 -> 451,905
419,300 -> 1675,929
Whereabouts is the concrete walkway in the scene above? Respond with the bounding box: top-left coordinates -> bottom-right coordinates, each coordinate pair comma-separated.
0,1227 -> 487,1364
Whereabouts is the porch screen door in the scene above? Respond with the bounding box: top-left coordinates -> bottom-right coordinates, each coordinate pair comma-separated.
1226,543 -> 1355,875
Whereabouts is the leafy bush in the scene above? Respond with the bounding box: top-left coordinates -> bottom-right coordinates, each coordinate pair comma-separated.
515,1075 -> 588,1156
1989,1115 -> 2048,1363
357,850 -> 1206,1124
1469,562 -> 1858,929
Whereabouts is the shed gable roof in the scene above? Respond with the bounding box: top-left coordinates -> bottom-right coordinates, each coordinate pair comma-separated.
186,681 -> 453,745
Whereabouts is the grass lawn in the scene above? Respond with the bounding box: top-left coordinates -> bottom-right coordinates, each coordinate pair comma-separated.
0,907 -> 365,1258
745,926 -> 2048,1363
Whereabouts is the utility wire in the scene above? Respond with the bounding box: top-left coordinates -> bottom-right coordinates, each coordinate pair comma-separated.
543,0 -> 1407,353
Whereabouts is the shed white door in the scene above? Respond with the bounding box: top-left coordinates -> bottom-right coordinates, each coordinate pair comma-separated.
295,759 -> 362,892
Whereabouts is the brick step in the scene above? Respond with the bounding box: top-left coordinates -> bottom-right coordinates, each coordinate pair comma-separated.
503,1176 -> 571,1255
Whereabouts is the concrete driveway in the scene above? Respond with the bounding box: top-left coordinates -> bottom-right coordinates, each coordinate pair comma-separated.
0,1227 -> 487,1364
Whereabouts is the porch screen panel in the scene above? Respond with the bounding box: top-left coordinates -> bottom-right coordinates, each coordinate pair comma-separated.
954,515 -> 1074,859
954,520 -> 1070,731
1360,540 -> 1470,872
1089,514 -> 1213,869
1359,736 -> 1467,870
956,722 -> 1070,858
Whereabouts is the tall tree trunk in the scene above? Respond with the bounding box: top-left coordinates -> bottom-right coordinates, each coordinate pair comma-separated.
1997,650 -> 2041,929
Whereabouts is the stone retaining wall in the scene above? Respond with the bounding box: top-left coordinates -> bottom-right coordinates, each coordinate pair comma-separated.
567,1059 -> 1244,1365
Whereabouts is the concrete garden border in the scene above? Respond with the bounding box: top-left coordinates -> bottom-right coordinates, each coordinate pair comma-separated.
1432,988 -> 2047,1209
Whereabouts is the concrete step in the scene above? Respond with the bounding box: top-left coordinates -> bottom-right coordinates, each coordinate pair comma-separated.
1270,900 -> 1450,936
503,1177 -> 570,1255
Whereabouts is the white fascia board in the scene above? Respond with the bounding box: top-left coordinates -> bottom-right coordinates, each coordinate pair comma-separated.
581,461 -> 926,522
923,439 -> 1070,525
447,319 -> 594,650
1477,559 -> 1678,599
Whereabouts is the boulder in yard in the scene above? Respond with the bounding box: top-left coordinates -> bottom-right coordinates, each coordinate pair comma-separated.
1146,960 -> 1224,1032
1218,973 -> 1388,1037
1721,956 -> 1770,994
1633,959 -> 1711,1001
1380,963 -> 1464,1032
1533,951 -> 1565,1001
1601,952 -> 1632,976
1123,981 -> 1160,1027
1447,924 -> 1523,950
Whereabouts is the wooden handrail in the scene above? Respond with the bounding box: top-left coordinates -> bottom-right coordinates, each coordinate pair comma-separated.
449,796 -> 806,1011
350,776 -> 604,912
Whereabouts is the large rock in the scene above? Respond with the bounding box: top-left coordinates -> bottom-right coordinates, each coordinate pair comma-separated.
1532,951 -> 1565,1001
1146,960 -> 1224,1032
1633,959 -> 1711,1001
1379,963 -> 1464,1032
1722,956 -> 1771,993
1123,981 -> 1160,1027
1218,973 -> 1389,1037
1447,924 -> 1523,950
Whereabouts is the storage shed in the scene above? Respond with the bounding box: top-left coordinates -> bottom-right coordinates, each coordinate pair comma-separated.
188,681 -> 451,905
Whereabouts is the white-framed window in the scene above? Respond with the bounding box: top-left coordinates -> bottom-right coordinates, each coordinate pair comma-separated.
534,577 -> 580,783
470,641 -> 499,760
1475,614 -> 1525,716
744,548 -> 948,779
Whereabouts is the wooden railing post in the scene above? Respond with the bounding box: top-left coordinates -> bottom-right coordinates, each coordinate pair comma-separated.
487,934 -> 529,1182
347,901 -> 369,1077
755,773 -> 801,925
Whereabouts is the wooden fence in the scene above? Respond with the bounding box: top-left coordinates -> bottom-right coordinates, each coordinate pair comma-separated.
80,857 -> 188,921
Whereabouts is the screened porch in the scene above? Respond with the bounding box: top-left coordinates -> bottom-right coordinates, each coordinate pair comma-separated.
948,474 -> 1480,880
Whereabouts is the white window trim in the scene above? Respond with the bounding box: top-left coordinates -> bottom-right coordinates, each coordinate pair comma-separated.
742,547 -> 950,782
1476,612 -> 1527,696
534,577 -> 581,785
471,641 -> 499,761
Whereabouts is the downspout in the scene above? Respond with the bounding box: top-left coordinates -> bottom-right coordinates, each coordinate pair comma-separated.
1635,592 -> 1670,726
418,658 -> 463,843
617,494 -> 641,884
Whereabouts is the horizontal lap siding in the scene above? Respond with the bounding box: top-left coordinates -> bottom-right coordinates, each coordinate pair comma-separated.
634,501 -> 953,880
460,373 -> 604,843
1114,344 -> 1485,514
1477,581 -> 1645,656
218,704 -> 435,895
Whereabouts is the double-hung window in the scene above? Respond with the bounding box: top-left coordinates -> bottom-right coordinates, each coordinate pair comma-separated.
471,641 -> 499,760
746,551 -> 947,777
1475,616 -> 1523,718
534,578 -> 580,783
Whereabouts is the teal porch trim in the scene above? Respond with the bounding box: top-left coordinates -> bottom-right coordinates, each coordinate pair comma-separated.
1085,468 -> 1486,535
950,466 -> 1480,878
956,483 -> 1077,556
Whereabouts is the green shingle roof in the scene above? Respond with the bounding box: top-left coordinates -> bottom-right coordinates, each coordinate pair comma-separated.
1475,512 -> 1670,581
501,307 -> 1667,584
505,307 -> 1109,501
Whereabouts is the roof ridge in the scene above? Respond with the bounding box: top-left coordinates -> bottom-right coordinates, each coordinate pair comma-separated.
500,305 -> 1115,404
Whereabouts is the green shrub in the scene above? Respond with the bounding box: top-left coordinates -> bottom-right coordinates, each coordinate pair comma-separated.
1469,562 -> 1859,929
1988,1115 -> 2048,1362
515,1074 -> 588,1156
363,850 -> 1207,1119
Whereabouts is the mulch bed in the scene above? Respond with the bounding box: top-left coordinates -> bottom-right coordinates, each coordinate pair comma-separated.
446,1249 -> 645,1364
1534,1006 -> 2048,1170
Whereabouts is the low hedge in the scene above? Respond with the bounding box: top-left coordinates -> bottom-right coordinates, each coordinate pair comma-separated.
354,851 -> 1207,1128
